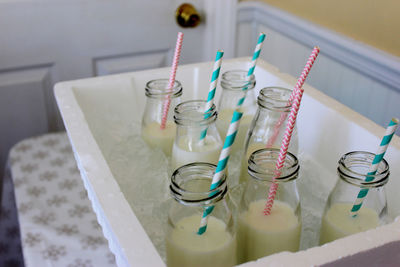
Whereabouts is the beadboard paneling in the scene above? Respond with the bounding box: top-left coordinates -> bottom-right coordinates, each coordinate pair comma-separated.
237,2 -> 400,133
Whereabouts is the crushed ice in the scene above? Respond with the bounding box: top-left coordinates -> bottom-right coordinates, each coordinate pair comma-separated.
103,121 -> 338,262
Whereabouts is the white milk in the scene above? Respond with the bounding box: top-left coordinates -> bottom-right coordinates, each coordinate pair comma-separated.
237,199 -> 301,263
217,109 -> 254,152
319,202 -> 379,244
171,135 -> 222,171
166,214 -> 236,267
141,121 -> 176,156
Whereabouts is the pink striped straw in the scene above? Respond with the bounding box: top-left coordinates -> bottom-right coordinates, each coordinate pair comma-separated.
160,32 -> 184,129
264,46 -> 320,216
266,47 -> 321,148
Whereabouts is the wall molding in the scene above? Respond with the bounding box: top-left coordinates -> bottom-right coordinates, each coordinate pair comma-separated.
237,1 -> 400,92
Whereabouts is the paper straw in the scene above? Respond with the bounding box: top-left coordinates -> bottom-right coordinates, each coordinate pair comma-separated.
234,32 -> 267,110
264,46 -> 320,216
199,50 -> 224,142
197,110 -> 243,235
266,47 -> 320,148
160,32 -> 184,129
265,112 -> 286,149
198,33 -> 266,235
246,33 -> 266,80
350,117 -> 399,217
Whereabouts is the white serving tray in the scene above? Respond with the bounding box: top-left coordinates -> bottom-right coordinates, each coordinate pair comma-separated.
55,58 -> 400,267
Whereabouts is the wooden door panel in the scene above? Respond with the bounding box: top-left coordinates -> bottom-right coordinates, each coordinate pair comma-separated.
94,49 -> 170,76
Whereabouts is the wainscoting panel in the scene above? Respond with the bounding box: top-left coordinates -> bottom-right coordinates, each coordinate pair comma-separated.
0,65 -> 54,177
237,2 -> 400,132
94,50 -> 170,76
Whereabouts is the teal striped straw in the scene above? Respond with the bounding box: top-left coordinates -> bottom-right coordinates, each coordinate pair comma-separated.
350,117 -> 399,217
199,50 -> 224,142
198,33 -> 266,235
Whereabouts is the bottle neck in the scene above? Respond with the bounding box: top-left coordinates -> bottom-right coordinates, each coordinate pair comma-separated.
250,86 -> 293,130
241,148 -> 300,216
170,163 -> 227,207
248,148 -> 299,183
142,79 -> 183,125
174,100 -> 217,127
257,86 -> 292,112
218,70 -> 256,113
337,151 -> 389,188
220,70 -> 256,92
145,79 -> 183,99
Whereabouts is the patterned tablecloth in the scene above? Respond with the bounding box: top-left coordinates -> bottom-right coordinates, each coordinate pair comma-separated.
0,132 -> 116,267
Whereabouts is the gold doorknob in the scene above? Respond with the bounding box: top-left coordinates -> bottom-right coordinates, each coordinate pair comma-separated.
176,3 -> 201,28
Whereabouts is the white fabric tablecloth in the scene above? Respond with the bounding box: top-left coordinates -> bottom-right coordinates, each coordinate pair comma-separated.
1,132 -> 116,267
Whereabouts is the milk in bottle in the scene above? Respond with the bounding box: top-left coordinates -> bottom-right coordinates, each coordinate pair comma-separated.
141,79 -> 182,156
319,151 -> 390,244
237,148 -> 301,263
171,100 -> 222,172
166,163 -> 236,267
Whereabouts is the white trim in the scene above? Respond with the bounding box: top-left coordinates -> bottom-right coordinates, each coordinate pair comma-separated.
237,1 -> 400,91
203,0 -> 237,60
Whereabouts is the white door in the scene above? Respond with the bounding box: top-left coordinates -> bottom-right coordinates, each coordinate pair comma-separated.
0,0 -> 237,178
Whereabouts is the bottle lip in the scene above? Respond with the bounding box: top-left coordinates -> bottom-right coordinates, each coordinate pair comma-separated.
221,70 -> 256,91
337,151 -> 390,187
248,148 -> 299,182
170,162 -> 227,206
174,100 -> 218,126
145,79 -> 183,98
258,87 -> 293,111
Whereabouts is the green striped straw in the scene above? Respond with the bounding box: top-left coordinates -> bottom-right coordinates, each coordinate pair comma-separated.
350,117 -> 399,217
198,33 -> 266,235
199,50 -> 224,143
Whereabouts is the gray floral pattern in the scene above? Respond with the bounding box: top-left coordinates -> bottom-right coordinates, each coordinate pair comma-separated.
24,232 -> 42,247
0,133 -> 116,266
42,245 -> 66,261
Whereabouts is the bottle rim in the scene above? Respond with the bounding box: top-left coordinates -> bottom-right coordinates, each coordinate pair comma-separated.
174,100 -> 218,126
145,79 -> 183,98
337,151 -> 389,188
170,162 -> 227,206
258,87 -> 293,111
248,148 -> 299,182
221,70 -> 256,91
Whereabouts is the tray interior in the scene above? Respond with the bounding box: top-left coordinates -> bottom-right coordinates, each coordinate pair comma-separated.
57,58 -> 400,265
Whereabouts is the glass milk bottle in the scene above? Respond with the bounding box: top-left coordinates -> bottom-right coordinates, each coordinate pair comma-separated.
141,79 -> 182,156
171,100 -> 222,172
166,163 -> 236,267
239,86 -> 298,184
319,151 -> 390,245
216,70 -> 256,152
237,148 -> 301,263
